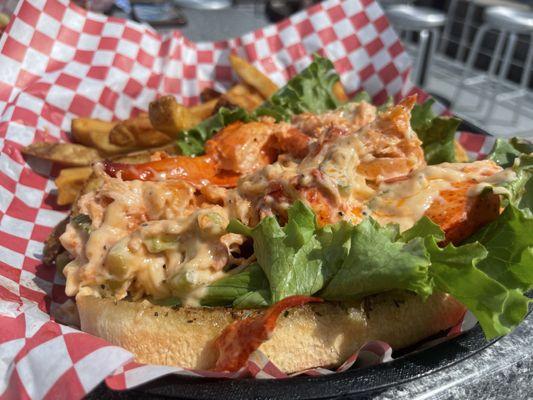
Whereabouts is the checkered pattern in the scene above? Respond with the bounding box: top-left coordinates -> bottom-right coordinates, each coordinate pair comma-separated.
104,340 -> 394,388
0,0 -> 495,398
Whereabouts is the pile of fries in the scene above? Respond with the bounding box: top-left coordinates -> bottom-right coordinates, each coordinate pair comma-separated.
22,55 -> 322,206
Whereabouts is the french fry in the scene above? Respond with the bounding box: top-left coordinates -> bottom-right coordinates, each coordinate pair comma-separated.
149,95 -> 202,137
229,54 -> 278,99
71,118 -> 116,147
333,81 -> 349,103
189,99 -> 218,120
55,167 -> 93,205
22,142 -> 101,166
224,84 -> 264,112
72,117 -> 140,155
200,88 -> 222,103
109,113 -> 171,148
112,143 -> 180,164
88,129 -> 139,155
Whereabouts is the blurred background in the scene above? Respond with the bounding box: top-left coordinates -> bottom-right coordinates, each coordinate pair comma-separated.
1,0 -> 532,137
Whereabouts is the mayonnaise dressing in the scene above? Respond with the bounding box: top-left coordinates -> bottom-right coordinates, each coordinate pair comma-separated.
466,169 -> 517,197
369,161 -> 506,231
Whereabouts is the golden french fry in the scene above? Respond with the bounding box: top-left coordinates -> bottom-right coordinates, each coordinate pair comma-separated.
229,54 -> 278,99
108,124 -> 134,147
109,113 -> 171,148
149,95 -> 202,137
22,142 -> 101,166
55,167 -> 93,206
454,140 -> 469,162
224,84 -> 264,112
71,118 -> 116,147
72,118 -> 138,155
333,81 -> 349,103
88,129 -> 139,155
189,99 -> 218,120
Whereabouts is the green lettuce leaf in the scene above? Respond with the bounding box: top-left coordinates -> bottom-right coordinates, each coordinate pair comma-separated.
219,197 -> 532,340
400,216 -> 444,243
228,203 -> 435,304
351,91 -> 372,104
485,137 -> 533,211
402,213 -> 533,339
254,55 -> 341,121
228,201 -> 324,303
425,237 -> 530,339
488,137 -> 533,168
469,205 -> 533,292
503,154 -> 533,212
410,99 -> 460,164
177,107 -> 250,156
508,137 -> 533,154
319,219 -> 433,301
232,290 -> 271,309
488,138 -> 522,168
201,263 -> 270,307
313,221 -> 353,286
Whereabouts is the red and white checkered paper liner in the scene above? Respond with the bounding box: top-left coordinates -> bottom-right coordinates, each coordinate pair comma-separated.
0,0 -> 496,398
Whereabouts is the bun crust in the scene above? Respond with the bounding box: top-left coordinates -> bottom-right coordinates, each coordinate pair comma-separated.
77,292 -> 465,374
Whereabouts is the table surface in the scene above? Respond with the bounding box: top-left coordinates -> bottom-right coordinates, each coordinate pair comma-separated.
174,2 -> 270,42
97,3 -> 533,399
116,2 -> 271,41
377,312 -> 533,399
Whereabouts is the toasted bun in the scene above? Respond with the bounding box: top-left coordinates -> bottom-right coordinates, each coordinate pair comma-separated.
77,291 -> 465,374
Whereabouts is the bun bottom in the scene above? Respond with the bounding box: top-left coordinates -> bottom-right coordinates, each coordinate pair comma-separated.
77,292 -> 465,374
